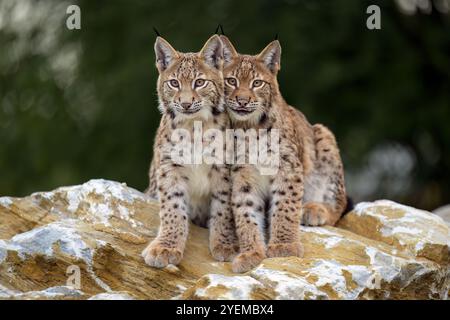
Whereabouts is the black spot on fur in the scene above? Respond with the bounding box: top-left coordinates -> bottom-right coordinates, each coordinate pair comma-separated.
259,113 -> 268,125
212,106 -> 221,116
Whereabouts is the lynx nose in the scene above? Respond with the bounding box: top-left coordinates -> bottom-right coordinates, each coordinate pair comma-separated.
181,102 -> 192,110
236,96 -> 250,107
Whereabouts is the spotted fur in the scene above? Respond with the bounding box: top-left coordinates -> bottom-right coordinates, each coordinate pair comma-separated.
142,35 -> 238,268
221,36 -> 347,273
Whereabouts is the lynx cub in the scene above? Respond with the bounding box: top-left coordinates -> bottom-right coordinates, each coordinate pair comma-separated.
220,36 -> 348,273
142,35 -> 238,268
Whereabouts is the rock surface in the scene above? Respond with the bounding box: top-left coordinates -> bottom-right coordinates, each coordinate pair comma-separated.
0,179 -> 448,300
433,205 -> 450,227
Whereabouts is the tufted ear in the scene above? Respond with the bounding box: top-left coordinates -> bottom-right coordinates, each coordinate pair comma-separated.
199,35 -> 223,69
219,35 -> 238,67
154,37 -> 179,73
256,40 -> 281,74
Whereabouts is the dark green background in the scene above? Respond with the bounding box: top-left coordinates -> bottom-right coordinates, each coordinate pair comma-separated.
1,0 -> 449,210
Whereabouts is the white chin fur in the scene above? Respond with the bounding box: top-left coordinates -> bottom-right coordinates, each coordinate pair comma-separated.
229,109 -> 263,127
174,107 -> 213,124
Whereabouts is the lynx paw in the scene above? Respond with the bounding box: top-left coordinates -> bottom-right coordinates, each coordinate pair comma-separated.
302,202 -> 331,226
142,242 -> 183,268
210,243 -> 239,262
232,249 -> 266,273
267,241 -> 304,258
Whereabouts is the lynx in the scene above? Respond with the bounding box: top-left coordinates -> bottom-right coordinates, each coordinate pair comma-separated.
142,35 -> 238,268
220,35 -> 348,273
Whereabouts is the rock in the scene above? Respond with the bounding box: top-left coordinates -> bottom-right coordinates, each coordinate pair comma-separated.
0,286 -> 86,300
433,204 -> 450,226
338,200 -> 449,265
0,179 -> 448,300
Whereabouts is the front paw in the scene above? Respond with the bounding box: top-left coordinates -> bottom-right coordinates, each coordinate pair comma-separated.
232,249 -> 266,273
301,202 -> 330,226
142,241 -> 183,268
266,241 -> 304,258
210,243 -> 239,262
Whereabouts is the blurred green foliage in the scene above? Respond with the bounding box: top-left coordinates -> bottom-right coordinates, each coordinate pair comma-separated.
0,0 -> 449,210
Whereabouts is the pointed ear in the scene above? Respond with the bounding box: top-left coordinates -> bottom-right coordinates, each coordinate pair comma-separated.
220,35 -> 238,67
257,40 -> 281,74
199,35 -> 223,69
154,37 -> 179,73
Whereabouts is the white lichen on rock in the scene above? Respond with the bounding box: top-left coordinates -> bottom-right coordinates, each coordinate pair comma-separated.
30,179 -> 146,229
88,292 -> 136,300
5,220 -> 94,261
342,199 -> 450,264
0,197 -> 13,208
0,286 -> 84,300
251,266 -> 328,300
193,274 -> 264,300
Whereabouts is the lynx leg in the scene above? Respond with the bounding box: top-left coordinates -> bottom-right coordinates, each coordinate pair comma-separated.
267,159 -> 304,259
302,124 -> 347,226
145,157 -> 158,199
230,166 -> 266,273
209,165 -> 239,262
142,164 -> 189,268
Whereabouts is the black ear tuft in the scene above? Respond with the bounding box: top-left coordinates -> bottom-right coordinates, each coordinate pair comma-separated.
274,33 -> 278,40
153,27 -> 161,37
215,24 -> 225,35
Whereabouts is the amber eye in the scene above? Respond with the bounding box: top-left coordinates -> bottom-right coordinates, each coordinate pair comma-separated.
252,80 -> 263,88
194,79 -> 206,88
169,79 -> 180,88
226,78 -> 237,86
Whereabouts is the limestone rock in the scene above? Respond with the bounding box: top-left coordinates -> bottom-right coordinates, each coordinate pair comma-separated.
0,180 -> 448,300
338,200 -> 449,265
433,204 -> 450,227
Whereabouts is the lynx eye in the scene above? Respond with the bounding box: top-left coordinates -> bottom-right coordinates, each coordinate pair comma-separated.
169,79 -> 180,88
194,79 -> 206,88
252,80 -> 263,88
226,77 -> 237,86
